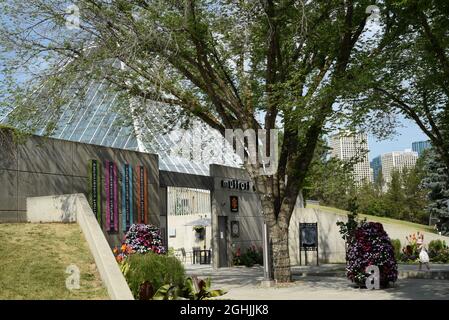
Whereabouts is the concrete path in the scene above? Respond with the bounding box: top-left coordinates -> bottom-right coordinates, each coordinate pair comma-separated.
185,264 -> 449,300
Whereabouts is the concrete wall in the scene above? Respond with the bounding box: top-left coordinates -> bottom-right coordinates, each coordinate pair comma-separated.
289,208 -> 449,265
0,131 -> 159,247
210,164 -> 263,268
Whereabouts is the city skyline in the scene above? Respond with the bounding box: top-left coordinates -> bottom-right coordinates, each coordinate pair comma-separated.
368,116 -> 429,161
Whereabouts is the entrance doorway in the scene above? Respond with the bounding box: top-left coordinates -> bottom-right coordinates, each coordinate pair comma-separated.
166,187 -> 212,263
218,216 -> 228,267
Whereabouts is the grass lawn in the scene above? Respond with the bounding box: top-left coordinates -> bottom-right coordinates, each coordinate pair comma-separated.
307,204 -> 436,233
0,223 -> 109,300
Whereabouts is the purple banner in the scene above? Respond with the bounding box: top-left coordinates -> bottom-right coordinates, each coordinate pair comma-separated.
105,160 -> 118,232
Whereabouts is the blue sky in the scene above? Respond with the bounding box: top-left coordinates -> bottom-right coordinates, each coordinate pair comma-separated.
367,116 -> 428,161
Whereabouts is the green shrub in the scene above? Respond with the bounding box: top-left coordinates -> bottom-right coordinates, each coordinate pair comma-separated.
233,245 -> 263,267
429,240 -> 446,254
124,252 -> 185,299
429,240 -> 449,263
390,239 -> 402,261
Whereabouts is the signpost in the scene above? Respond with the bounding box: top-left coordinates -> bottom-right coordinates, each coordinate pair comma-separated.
88,159 -> 102,224
299,222 -> 319,266
122,164 -> 133,232
105,161 -> 118,232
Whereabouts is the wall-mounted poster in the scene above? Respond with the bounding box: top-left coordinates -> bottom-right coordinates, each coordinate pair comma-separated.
230,196 -> 239,213
122,164 -> 133,232
231,221 -> 240,238
105,161 -> 119,232
137,165 -> 148,224
88,159 -> 102,224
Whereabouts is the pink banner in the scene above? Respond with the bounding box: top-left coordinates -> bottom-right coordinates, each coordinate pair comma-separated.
105,161 -> 118,232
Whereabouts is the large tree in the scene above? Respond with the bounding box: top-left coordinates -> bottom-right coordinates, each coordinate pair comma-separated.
343,0 -> 449,171
0,0 -> 377,282
421,148 -> 449,231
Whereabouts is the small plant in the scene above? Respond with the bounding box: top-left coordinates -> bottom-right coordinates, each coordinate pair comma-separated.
400,232 -> 420,262
390,239 -> 402,261
336,211 -> 366,242
181,276 -> 227,300
233,245 -> 263,267
193,225 -> 205,233
113,244 -> 135,263
428,239 -> 449,263
193,225 -> 206,240
153,276 -> 227,300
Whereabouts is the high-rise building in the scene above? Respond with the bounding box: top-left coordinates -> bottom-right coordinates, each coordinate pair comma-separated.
330,132 -> 373,185
381,149 -> 418,185
412,140 -> 431,156
370,155 -> 382,182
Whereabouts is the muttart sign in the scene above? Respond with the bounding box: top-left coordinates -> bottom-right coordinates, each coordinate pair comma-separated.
221,179 -> 251,191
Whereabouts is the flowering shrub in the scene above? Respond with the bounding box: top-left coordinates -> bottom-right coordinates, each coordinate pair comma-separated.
346,222 -> 398,287
233,245 -> 263,267
113,244 -> 135,263
400,232 -> 420,262
123,224 -> 166,255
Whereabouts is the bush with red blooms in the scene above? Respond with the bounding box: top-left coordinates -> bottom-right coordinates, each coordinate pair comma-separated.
346,222 -> 398,287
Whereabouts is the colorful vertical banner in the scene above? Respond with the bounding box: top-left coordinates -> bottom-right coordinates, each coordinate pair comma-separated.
105,160 -> 119,232
122,164 -> 133,232
136,165 -> 148,224
88,159 -> 102,224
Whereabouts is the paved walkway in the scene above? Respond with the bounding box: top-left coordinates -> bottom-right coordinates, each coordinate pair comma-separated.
185,264 -> 449,300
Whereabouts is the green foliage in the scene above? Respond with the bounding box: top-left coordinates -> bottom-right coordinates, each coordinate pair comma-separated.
152,276 -> 227,300
336,211 -> 365,242
123,252 -> 185,299
307,141 -> 429,225
421,149 -> 449,224
233,246 -> 263,267
178,276 -> 227,300
390,239 -> 402,261
428,240 -> 449,263
429,239 -> 446,254
305,155 -> 357,210
400,233 -> 420,263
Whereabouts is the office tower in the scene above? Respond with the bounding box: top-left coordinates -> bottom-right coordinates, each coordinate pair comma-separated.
381,149 -> 419,185
330,132 -> 373,185
370,155 -> 382,182
412,140 -> 431,156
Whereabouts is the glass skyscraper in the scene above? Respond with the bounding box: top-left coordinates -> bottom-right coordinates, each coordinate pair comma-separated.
370,155 -> 382,182
412,140 -> 431,156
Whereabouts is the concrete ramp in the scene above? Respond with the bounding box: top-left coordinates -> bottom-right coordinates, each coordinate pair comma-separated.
26,194 -> 134,300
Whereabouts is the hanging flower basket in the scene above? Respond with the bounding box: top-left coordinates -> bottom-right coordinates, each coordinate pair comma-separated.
193,225 -> 206,240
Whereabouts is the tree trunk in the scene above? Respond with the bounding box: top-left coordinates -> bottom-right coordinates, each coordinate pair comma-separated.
270,223 -> 291,282
253,173 -> 298,283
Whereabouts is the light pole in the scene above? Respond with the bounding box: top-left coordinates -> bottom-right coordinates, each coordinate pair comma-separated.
262,221 -> 274,286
